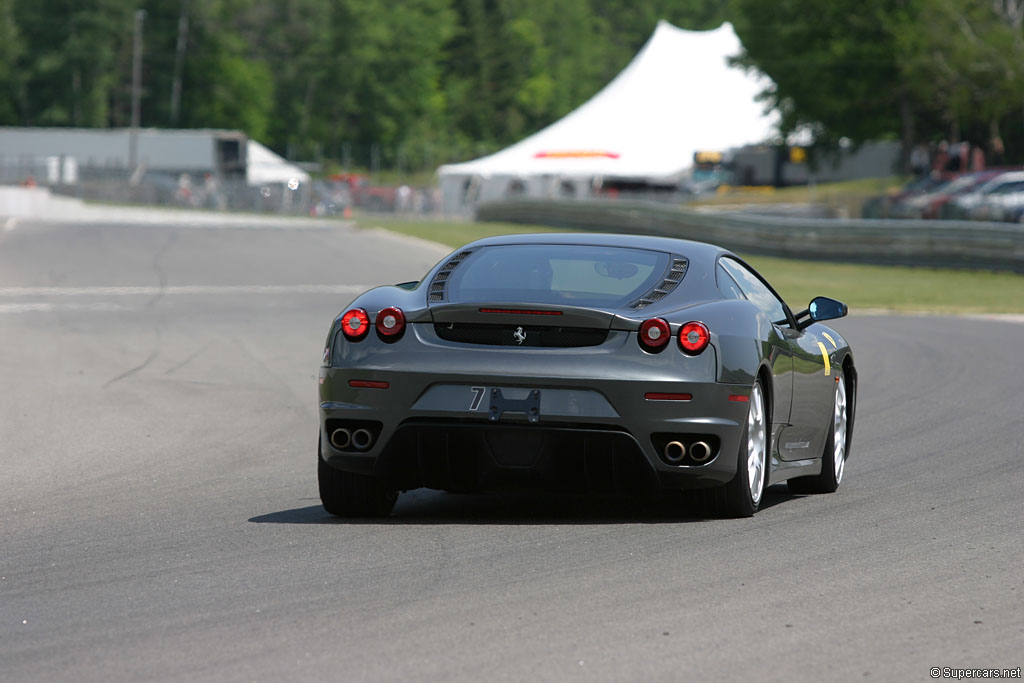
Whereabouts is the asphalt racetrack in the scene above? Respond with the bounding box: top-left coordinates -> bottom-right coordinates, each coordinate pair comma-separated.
2,214 -> 1021,682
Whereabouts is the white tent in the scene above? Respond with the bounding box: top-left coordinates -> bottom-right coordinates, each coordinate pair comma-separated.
246,140 -> 310,187
437,20 -> 776,211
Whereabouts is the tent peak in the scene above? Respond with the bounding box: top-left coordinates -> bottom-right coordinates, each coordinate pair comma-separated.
438,17 -> 776,209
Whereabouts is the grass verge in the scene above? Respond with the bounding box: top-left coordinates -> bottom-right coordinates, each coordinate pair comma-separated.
360,216 -> 1024,315
361,216 -> 561,248
741,255 -> 1024,315
688,176 -> 906,218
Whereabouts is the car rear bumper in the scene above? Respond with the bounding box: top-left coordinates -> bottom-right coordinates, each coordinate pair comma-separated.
319,366 -> 752,493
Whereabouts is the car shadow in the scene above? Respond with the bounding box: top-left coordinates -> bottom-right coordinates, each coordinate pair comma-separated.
249,485 -> 799,525
757,484 -> 802,511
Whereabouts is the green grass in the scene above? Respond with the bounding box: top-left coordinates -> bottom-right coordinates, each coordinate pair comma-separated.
689,176 -> 907,218
358,216 -> 569,247
361,216 -> 1024,315
741,254 -> 1024,315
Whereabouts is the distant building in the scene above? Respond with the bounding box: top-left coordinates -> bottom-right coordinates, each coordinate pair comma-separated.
1,126 -> 309,185
0,127 -> 248,181
725,141 -> 902,187
0,127 -> 311,213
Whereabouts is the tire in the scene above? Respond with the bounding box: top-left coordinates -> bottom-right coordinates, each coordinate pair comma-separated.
702,378 -> 768,518
318,437 -> 397,517
788,372 -> 848,495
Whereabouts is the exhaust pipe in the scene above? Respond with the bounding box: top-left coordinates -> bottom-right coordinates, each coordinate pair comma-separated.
351,428 -> 374,451
664,440 -> 686,464
689,441 -> 712,463
330,428 -> 352,450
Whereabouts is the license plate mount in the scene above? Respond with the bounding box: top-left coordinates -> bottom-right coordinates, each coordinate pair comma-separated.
488,388 -> 541,423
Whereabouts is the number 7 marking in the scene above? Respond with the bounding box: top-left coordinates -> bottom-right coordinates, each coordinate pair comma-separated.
469,386 -> 486,411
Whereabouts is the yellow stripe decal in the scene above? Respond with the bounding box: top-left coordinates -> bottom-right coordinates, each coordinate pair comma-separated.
817,342 -> 831,376
822,332 -> 837,349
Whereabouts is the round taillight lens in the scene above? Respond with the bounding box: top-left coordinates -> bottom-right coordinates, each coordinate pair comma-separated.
678,321 -> 710,355
638,318 -> 671,351
340,308 -> 370,341
375,307 -> 405,338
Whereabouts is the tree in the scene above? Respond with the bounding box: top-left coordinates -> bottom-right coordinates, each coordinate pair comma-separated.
245,0 -> 335,159
11,0 -> 136,127
0,0 -> 23,124
731,0 -> 910,148
173,0 -> 274,140
732,0 -> 1024,164
893,0 -> 1024,151
299,0 -> 456,167
19,0 -> 1022,169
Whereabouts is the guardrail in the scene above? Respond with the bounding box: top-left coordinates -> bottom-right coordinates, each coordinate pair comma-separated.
476,198 -> 1024,272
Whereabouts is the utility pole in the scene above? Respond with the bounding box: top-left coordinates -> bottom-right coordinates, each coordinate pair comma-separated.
129,9 -> 146,170
170,1 -> 189,127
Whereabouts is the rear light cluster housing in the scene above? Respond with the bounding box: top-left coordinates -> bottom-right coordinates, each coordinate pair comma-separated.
341,307 -> 406,342
678,321 -> 710,354
638,318 -> 710,355
375,307 -> 405,338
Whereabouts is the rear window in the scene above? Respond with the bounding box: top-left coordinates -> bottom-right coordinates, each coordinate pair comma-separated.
446,244 -> 673,308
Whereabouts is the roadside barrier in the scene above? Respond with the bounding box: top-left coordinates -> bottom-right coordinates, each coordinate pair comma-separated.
476,198 -> 1024,272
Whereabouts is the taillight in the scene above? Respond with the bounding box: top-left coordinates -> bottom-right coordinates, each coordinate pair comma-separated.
678,321 -> 710,355
375,307 -> 405,338
340,308 -> 370,341
638,318 -> 671,352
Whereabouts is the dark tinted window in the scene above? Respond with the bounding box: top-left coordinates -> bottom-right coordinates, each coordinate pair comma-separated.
447,244 -> 672,308
719,257 -> 788,322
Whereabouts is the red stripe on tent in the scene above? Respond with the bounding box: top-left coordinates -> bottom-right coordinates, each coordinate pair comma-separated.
533,150 -> 620,159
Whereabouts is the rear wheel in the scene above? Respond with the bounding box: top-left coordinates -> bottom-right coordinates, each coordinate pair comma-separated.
788,373 -> 848,494
701,379 -> 767,518
318,438 -> 397,517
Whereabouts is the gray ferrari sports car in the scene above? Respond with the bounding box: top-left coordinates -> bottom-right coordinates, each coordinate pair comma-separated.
318,233 -> 856,517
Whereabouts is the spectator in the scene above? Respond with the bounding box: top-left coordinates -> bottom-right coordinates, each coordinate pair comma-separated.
397,184 -> 412,213
177,173 -> 194,206
910,145 -> 929,177
990,136 -> 1005,166
944,142 -> 963,172
970,145 -> 985,172
932,141 -> 950,174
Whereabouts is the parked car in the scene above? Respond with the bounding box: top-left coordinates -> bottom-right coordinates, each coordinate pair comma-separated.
919,171 -> 1001,219
882,174 -> 952,218
889,175 -> 966,218
944,170 -> 1024,220
970,177 -> 1024,221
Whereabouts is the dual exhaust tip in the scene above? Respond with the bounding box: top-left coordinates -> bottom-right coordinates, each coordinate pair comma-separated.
330,427 -> 374,451
664,440 -> 712,465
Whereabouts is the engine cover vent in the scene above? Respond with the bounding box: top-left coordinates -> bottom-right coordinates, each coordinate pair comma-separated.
428,250 -> 474,302
631,256 -> 688,309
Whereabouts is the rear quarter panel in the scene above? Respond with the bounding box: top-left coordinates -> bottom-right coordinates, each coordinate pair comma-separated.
668,299 -> 775,386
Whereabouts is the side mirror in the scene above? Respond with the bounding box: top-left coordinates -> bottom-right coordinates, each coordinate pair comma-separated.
395,281 -> 419,290
808,296 -> 848,322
